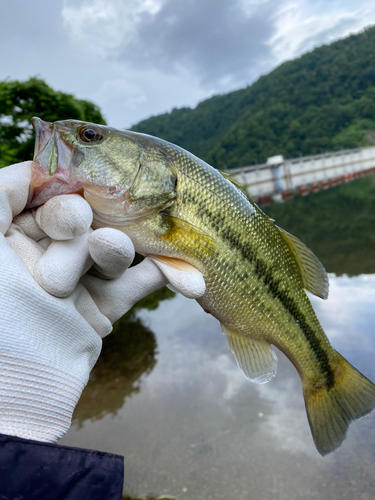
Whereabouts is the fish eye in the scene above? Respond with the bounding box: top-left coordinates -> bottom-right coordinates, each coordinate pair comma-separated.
79,126 -> 102,143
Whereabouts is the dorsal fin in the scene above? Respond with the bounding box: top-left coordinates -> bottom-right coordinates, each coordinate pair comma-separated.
277,227 -> 329,299
218,171 -> 256,204
218,171 -> 276,222
222,324 -> 278,384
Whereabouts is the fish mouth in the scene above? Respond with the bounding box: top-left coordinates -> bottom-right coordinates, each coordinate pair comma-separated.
26,117 -> 83,208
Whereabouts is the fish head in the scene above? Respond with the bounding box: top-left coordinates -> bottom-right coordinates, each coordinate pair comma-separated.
28,118 -> 177,226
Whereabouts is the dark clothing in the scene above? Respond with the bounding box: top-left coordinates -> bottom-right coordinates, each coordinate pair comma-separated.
0,433 -> 124,499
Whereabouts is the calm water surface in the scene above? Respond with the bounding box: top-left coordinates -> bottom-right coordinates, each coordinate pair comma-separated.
61,179 -> 375,499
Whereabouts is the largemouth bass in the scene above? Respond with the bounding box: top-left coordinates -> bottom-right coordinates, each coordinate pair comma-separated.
28,117 -> 375,455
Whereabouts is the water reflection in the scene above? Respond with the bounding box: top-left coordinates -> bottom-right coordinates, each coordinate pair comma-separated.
60,179 -> 375,499
61,272 -> 375,499
72,286 -> 175,425
259,274 -> 375,457
264,175 -> 375,275
73,313 -> 157,425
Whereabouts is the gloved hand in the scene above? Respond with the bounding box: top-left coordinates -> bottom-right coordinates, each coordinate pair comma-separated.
0,161 -> 205,443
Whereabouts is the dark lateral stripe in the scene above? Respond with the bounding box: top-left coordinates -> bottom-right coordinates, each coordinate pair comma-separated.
181,190 -> 335,388
262,266 -> 335,389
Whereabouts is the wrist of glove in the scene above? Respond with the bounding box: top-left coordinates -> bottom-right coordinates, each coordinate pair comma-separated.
0,162 -> 205,443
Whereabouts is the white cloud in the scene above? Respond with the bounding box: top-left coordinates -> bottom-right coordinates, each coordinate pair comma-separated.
62,0 -> 163,60
269,0 -> 375,66
239,0 -> 270,17
1,0 -> 375,130
257,374 -> 315,456
88,78 -> 146,124
309,273 -> 375,343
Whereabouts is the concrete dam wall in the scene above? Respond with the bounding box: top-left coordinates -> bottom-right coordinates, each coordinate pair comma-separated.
229,146 -> 375,205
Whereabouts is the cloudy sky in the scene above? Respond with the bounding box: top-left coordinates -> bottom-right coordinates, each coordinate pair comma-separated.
1,0 -> 375,128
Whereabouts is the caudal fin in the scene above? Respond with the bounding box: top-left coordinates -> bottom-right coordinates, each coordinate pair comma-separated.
304,353 -> 375,456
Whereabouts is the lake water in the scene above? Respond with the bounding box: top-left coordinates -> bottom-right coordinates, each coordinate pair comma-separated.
60,177 -> 375,499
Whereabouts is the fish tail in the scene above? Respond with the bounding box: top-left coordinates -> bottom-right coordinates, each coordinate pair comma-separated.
303,352 -> 375,456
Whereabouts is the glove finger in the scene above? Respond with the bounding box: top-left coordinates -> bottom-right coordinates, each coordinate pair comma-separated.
0,193 -> 14,236
0,162 -> 32,235
38,236 -> 53,250
149,258 -> 206,299
34,194 -> 93,240
13,210 -> 47,241
72,283 -> 112,339
81,258 -> 168,325
88,228 -> 135,279
5,224 -> 45,276
34,231 -> 94,297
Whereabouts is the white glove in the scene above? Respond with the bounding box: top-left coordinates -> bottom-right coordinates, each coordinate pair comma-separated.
0,161 -> 205,443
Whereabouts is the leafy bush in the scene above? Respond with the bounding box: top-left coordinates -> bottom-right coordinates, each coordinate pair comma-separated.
0,77 -> 106,167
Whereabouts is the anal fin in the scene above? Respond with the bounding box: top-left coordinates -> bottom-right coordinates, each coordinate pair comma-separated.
222,324 -> 277,384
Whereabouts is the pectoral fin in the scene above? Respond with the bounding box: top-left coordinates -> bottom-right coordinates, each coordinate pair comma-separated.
222,324 -> 277,384
277,227 -> 329,299
159,213 -> 216,256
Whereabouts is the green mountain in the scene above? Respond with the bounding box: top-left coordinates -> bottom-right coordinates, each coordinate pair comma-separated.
131,26 -> 375,169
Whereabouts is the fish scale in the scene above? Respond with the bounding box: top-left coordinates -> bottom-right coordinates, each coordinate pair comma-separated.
171,150 -> 331,363
29,117 -> 375,456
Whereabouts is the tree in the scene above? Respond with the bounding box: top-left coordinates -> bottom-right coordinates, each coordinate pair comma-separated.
0,77 -> 106,167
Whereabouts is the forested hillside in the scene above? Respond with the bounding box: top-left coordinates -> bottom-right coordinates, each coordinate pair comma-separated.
132,26 -> 375,169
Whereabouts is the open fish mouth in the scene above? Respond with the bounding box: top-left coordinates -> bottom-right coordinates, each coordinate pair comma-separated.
27,118 -> 151,226
33,117 -> 54,160
26,117 -> 83,208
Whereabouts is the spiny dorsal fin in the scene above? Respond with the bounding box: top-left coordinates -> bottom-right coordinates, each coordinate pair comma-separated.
218,171 -> 256,204
219,171 -> 275,223
277,227 -> 329,300
222,324 -> 277,384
